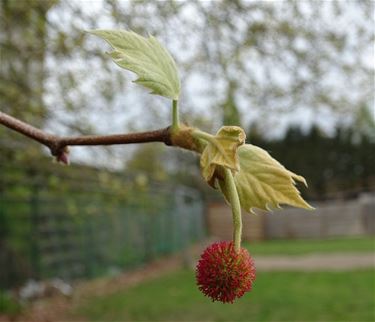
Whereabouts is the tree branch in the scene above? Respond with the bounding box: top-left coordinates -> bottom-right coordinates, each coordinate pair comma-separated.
0,111 -> 172,162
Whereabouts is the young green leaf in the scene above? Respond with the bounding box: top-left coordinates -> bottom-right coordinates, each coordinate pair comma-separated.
90,30 -> 180,100
218,144 -> 313,213
200,126 -> 246,185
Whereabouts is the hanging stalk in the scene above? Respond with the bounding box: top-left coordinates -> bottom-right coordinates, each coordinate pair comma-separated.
223,168 -> 242,252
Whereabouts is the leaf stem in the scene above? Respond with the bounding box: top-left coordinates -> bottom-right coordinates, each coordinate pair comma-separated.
172,100 -> 180,131
224,168 -> 242,253
191,129 -> 215,143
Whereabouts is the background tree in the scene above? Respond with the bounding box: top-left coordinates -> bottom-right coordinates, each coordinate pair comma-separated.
0,0 -> 54,159
247,120 -> 375,200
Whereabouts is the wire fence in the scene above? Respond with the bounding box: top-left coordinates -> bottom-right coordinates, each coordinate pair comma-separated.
0,161 -> 205,289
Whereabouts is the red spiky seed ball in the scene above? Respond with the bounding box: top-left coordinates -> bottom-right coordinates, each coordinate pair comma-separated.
195,241 -> 256,303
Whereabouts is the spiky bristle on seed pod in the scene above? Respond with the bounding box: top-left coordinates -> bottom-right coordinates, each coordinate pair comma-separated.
195,241 -> 256,303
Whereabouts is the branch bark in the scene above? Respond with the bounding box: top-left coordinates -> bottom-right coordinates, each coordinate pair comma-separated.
0,111 -> 172,162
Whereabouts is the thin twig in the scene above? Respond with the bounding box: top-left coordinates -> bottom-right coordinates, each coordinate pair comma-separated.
0,111 -> 172,159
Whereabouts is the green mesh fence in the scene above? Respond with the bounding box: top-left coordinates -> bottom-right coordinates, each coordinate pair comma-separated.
0,162 -> 205,289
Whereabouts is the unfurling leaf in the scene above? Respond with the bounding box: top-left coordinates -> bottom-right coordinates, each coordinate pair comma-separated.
90,30 -> 180,100
218,144 -> 313,213
200,126 -> 246,185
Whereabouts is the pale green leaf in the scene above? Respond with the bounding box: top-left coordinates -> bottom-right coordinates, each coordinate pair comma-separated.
90,30 -> 180,100
200,126 -> 246,185
218,144 -> 313,213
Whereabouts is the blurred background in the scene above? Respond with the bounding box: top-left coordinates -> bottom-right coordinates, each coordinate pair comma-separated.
0,0 -> 374,321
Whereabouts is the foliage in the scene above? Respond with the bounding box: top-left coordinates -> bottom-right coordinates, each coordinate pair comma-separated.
218,144 -> 312,213
88,19 -> 314,230
90,30 -> 180,100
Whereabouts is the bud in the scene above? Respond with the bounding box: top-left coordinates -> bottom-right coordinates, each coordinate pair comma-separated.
56,147 -> 70,165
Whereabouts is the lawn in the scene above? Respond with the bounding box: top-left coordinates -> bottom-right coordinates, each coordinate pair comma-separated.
244,236 -> 375,256
0,292 -> 21,316
74,269 -> 375,322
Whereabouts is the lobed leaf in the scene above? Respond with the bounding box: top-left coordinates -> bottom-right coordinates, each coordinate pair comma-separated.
90,30 -> 180,100
218,144 -> 313,213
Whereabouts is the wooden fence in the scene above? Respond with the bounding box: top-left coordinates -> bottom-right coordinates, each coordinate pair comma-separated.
207,193 -> 375,240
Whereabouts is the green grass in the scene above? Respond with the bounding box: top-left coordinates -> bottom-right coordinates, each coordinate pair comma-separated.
245,237 -> 375,256
75,269 -> 375,322
0,292 -> 21,316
